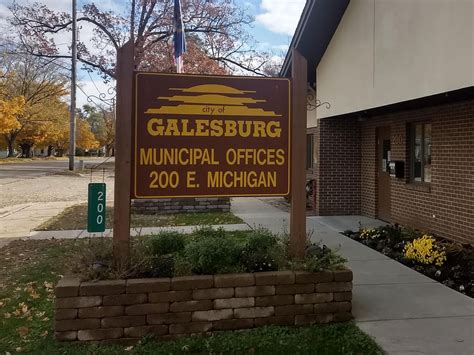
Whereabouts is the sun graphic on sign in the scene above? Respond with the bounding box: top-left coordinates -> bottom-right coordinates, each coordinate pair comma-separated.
144,84 -> 281,117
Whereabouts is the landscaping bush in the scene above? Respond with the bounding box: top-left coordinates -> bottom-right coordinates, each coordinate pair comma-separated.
149,231 -> 186,256
288,243 -> 347,272
240,228 -> 284,272
150,254 -> 175,278
185,227 -> 243,274
71,227 -> 349,281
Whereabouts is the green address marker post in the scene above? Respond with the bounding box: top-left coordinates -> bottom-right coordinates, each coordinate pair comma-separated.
87,183 -> 106,233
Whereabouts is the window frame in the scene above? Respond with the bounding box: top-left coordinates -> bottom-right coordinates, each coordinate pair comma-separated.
409,121 -> 432,184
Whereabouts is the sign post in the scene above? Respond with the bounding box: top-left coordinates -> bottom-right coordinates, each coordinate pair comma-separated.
87,183 -> 106,233
113,41 -> 134,267
290,48 -> 308,258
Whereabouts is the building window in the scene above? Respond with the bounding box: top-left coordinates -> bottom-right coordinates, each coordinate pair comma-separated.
306,134 -> 314,170
411,122 -> 431,183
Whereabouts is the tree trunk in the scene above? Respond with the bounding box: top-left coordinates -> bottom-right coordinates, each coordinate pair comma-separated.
47,145 -> 54,156
7,140 -> 14,157
20,143 -> 32,158
56,149 -> 64,157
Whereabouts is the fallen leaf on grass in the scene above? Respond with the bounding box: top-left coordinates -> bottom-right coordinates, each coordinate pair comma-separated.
40,330 -> 48,337
25,285 -> 41,300
125,346 -> 134,351
4,312 -> 11,318
12,303 -> 29,317
15,347 -> 22,352
16,326 -> 29,338
35,311 -> 46,318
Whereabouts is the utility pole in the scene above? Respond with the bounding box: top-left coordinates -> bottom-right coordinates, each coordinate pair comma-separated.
68,0 -> 77,171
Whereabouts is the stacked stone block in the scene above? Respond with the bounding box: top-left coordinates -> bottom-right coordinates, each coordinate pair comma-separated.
55,270 -> 353,342
131,198 -> 230,215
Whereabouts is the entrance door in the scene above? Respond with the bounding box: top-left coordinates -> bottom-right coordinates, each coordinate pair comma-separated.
377,127 -> 391,221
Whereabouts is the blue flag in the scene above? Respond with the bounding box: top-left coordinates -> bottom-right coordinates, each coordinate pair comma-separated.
174,0 -> 186,73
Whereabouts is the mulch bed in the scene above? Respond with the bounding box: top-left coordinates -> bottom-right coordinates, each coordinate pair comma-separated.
343,225 -> 473,298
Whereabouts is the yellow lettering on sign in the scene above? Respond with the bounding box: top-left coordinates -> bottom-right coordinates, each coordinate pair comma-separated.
253,121 -> 266,137
224,120 -> 237,137
195,120 -> 209,136
206,171 -> 277,188
147,118 -> 164,136
146,118 -> 283,138
139,148 -> 220,166
187,171 -> 197,188
140,148 -> 152,165
210,120 -> 224,136
267,121 -> 282,138
181,119 -> 195,136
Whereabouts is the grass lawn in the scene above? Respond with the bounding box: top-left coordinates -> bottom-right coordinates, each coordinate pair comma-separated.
0,238 -> 382,354
35,204 -> 244,231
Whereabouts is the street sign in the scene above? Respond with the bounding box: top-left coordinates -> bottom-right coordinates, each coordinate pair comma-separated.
132,72 -> 291,198
87,183 -> 106,233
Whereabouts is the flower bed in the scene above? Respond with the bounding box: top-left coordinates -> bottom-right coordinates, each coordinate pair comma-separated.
54,270 -> 353,342
344,225 -> 473,298
72,227 -> 347,281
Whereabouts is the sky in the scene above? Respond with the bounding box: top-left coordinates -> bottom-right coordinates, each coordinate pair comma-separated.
0,0 -> 306,108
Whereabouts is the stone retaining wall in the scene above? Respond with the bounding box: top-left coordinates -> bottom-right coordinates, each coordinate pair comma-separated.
131,198 -> 230,215
55,270 -> 353,342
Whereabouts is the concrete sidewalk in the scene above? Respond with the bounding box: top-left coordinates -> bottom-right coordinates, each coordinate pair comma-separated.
24,223 -> 251,240
0,200 -> 249,247
232,197 -> 474,355
0,201 -> 85,247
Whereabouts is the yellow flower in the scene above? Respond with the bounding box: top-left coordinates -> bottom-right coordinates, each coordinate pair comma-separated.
359,228 -> 381,240
404,235 -> 446,266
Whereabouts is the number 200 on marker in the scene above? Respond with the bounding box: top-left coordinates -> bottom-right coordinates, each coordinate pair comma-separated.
149,171 -> 179,189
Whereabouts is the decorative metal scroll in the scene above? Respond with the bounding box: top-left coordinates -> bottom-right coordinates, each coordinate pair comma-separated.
86,86 -> 116,109
307,86 -> 331,111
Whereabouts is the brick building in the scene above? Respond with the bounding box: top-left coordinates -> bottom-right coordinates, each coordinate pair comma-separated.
281,0 -> 473,244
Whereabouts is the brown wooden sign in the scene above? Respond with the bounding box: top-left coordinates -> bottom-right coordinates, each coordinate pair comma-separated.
132,72 -> 291,198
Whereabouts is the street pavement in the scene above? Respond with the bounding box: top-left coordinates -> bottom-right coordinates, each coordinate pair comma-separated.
0,158 -> 112,185
0,158 -> 115,246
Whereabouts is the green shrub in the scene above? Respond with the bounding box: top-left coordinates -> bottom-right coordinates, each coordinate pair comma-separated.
185,227 -> 242,274
149,231 -> 186,256
193,225 -> 226,239
150,254 -> 175,278
240,228 -> 284,272
288,243 -> 347,272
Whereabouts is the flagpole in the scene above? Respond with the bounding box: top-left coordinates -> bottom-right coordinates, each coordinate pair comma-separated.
174,0 -> 186,74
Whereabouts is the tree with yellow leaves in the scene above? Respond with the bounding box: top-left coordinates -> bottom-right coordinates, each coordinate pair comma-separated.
0,96 -> 25,135
81,104 -> 115,156
41,103 -> 99,156
36,99 -> 70,156
76,119 -> 99,151
0,53 -> 68,157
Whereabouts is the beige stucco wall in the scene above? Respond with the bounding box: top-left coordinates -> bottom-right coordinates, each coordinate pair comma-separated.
316,0 -> 474,119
